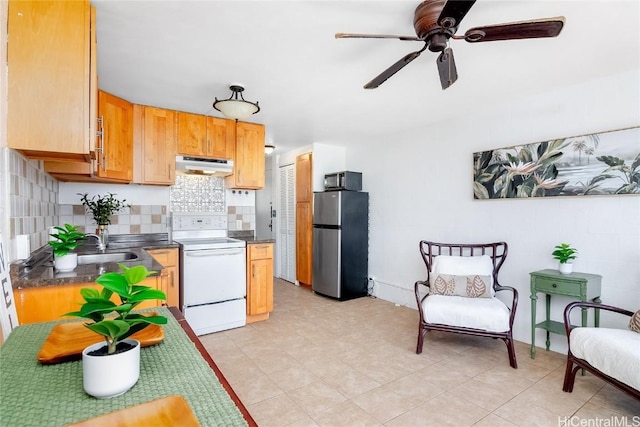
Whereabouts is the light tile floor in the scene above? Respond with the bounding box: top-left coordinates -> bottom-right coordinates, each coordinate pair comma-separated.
199,279 -> 640,426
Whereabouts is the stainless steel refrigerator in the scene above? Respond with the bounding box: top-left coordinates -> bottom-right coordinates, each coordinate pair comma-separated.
312,191 -> 369,300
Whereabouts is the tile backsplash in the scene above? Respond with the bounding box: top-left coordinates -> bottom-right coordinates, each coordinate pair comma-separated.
170,175 -> 225,213
58,204 -> 168,235
7,149 -> 57,250
5,150 -> 258,260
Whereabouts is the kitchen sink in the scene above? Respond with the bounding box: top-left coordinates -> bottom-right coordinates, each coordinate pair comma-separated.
77,252 -> 139,265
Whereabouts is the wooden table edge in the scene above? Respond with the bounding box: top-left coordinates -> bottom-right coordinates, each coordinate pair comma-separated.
168,306 -> 257,427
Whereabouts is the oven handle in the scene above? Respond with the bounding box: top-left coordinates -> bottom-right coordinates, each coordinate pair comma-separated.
185,248 -> 245,257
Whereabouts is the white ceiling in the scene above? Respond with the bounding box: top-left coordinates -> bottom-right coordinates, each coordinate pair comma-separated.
93,0 -> 640,153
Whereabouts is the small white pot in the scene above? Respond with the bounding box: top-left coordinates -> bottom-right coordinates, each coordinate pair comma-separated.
54,253 -> 77,272
82,339 -> 140,399
558,262 -> 573,275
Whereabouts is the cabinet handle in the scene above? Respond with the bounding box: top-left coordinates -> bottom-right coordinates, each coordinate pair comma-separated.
252,265 -> 255,279
169,270 -> 174,288
552,283 -> 557,288
95,116 -> 104,172
208,139 -> 212,153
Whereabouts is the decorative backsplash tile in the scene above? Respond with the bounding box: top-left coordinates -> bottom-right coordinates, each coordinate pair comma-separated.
170,175 -> 225,213
7,149 -> 58,249
227,206 -> 256,231
58,204 -> 168,235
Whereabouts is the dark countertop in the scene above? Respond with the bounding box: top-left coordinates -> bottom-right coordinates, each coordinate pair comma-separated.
11,233 -> 179,290
228,230 -> 274,245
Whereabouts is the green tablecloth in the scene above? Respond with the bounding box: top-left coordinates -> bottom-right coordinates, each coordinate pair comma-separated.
0,307 -> 248,426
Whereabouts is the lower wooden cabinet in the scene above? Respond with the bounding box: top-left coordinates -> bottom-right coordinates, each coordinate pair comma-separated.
14,276 -> 160,325
246,243 -> 273,323
146,248 -> 180,308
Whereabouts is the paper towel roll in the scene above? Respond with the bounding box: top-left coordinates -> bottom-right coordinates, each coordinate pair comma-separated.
15,234 -> 30,260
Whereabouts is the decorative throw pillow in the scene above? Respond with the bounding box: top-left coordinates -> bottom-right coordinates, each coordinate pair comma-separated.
430,274 -> 493,298
629,310 -> 640,333
430,255 -> 495,296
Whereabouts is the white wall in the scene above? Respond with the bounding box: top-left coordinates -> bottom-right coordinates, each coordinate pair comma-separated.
345,69 -> 640,355
58,182 -> 170,206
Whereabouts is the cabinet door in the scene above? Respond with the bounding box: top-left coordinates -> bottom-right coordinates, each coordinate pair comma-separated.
147,248 -> 180,308
13,277 -> 160,325
206,117 -> 236,159
229,122 -> 265,189
141,106 -> 176,184
97,91 -> 133,181
296,201 -> 313,286
296,153 -> 313,202
177,112 -> 207,156
248,258 -> 273,315
7,0 -> 91,161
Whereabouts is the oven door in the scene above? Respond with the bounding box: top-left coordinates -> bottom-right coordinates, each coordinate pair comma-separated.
182,247 -> 246,306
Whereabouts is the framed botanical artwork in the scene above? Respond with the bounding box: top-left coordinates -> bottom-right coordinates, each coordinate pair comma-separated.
473,126 -> 640,199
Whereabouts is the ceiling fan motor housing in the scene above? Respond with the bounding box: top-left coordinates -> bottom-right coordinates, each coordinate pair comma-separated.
413,0 -> 457,52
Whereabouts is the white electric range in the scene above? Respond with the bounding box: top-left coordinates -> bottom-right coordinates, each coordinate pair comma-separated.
172,213 -> 246,335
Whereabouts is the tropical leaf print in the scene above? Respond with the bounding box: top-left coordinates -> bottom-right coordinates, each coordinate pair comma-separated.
466,275 -> 488,298
433,275 -> 455,295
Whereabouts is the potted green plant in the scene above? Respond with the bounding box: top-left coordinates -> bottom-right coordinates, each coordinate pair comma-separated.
49,224 -> 86,272
552,243 -> 578,274
65,263 -> 167,398
79,192 -> 130,248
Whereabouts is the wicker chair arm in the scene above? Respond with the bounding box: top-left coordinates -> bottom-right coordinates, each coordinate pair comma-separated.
563,301 -> 634,338
494,284 -> 518,327
414,280 -> 430,309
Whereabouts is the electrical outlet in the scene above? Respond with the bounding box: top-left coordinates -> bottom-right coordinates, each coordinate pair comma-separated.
236,219 -> 243,229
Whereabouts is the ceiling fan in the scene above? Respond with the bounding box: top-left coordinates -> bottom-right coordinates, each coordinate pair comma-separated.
336,0 -> 565,90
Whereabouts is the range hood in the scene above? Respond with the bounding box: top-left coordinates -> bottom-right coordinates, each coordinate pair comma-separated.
175,156 -> 234,177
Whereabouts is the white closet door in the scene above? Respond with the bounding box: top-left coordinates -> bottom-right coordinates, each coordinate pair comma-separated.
278,164 -> 296,283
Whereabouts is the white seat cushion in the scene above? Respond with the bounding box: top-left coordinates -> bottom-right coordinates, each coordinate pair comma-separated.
422,295 -> 510,332
570,328 -> 640,391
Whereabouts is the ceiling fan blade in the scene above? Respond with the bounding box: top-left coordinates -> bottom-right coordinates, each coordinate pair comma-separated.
462,17 -> 566,43
436,48 -> 458,90
437,0 -> 477,28
335,33 -> 421,41
364,47 -> 426,89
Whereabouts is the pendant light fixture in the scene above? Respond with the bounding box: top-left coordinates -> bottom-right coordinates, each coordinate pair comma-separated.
213,85 -> 260,121
265,145 -> 275,155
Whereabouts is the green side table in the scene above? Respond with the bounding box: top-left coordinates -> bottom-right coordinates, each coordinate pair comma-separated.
530,269 -> 602,359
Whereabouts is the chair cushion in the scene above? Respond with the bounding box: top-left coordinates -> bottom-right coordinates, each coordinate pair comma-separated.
431,274 -> 493,298
629,310 -> 640,333
430,255 -> 495,296
422,295 -> 510,332
570,327 -> 640,391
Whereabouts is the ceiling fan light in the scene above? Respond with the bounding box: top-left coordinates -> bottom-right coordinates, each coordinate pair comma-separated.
213,85 -> 260,121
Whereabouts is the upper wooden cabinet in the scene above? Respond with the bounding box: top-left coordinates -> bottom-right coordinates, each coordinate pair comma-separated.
176,112 -> 235,160
226,122 -> 265,189
133,105 -> 176,185
7,0 -> 95,161
296,153 -> 313,202
295,152 -> 313,286
95,91 -> 133,182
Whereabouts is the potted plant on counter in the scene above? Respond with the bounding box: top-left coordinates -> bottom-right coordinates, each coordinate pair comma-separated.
49,224 -> 86,272
552,243 -> 578,274
65,263 -> 167,399
79,192 -> 130,248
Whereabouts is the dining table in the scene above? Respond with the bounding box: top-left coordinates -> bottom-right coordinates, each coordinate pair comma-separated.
0,306 -> 257,426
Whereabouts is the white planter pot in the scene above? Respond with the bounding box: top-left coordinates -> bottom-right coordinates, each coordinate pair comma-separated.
54,253 -> 77,272
82,339 -> 140,399
558,262 -> 573,275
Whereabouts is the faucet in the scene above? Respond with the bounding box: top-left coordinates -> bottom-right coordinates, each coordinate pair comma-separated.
86,233 -> 106,252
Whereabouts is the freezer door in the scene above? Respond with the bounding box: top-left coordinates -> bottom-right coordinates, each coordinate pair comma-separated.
312,227 -> 341,298
313,191 -> 341,226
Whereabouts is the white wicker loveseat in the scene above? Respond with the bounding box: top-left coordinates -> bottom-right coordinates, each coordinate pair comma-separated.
562,301 -> 640,401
